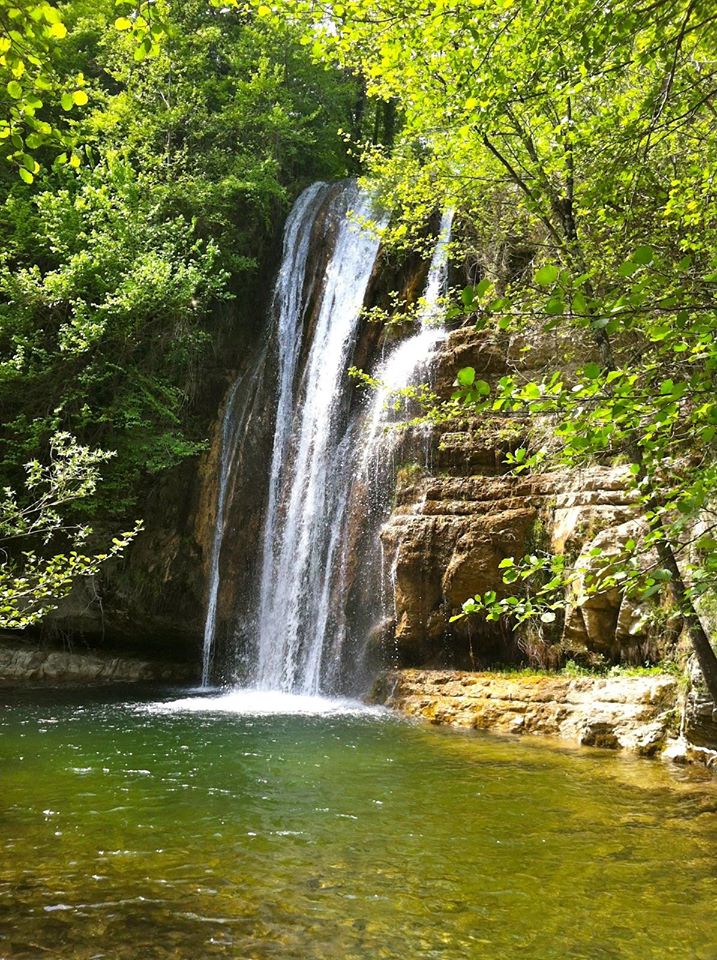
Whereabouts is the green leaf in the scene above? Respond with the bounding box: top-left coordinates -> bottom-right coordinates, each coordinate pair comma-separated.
535,265 -> 559,286
6,80 -> 22,99
583,362 -> 601,380
456,367 -> 475,386
474,277 -> 491,299
572,291 -> 587,314
618,260 -> 639,277
632,245 -> 653,265
474,379 -> 491,396
544,297 -> 564,316
114,16 -> 132,29
18,166 -> 33,184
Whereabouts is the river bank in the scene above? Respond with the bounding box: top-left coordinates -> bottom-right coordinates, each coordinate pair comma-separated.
0,637 -> 193,686
371,668 -> 717,768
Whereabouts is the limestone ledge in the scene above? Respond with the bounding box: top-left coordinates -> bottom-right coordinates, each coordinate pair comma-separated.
0,640 -> 192,685
371,668 -> 717,766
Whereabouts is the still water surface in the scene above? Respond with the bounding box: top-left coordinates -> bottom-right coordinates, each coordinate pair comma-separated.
1,685 -> 716,960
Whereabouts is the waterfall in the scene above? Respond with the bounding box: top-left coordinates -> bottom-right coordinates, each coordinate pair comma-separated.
254,181 -> 385,694
201,377 -> 243,687
200,182 -> 330,686
202,188 -> 452,694
360,209 -> 454,472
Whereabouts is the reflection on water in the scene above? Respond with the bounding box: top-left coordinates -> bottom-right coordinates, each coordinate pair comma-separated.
1,685 -> 715,960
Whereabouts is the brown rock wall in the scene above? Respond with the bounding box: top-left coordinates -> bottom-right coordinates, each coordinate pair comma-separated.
377,321 -> 678,671
0,640 -> 191,685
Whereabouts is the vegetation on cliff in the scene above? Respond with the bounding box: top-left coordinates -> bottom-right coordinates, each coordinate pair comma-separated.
0,0 -> 356,625
281,0 -> 717,696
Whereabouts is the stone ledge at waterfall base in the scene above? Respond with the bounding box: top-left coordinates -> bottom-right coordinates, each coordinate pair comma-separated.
0,638 -> 193,685
370,669 -> 717,767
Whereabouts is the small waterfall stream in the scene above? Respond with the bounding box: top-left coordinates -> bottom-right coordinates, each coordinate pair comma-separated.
201,376 -> 243,687
360,209 -> 454,471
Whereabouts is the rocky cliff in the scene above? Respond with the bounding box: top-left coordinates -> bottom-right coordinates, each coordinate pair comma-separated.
375,321 -> 679,674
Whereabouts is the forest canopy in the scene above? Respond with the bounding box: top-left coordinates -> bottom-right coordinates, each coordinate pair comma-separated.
2,0 -> 717,697
0,0 -> 357,514
0,0 -> 359,625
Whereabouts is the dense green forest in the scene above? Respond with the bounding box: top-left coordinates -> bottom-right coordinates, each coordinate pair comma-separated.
2,0 -> 717,699
0,0 -> 362,625
1,0 -> 357,514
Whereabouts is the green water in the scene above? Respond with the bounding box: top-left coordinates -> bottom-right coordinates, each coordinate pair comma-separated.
1,686 -> 716,960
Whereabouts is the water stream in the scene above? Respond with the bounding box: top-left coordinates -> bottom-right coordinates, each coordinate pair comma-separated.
360,208 -> 454,471
254,182 -> 385,694
200,182 -> 331,687
201,190 -> 455,693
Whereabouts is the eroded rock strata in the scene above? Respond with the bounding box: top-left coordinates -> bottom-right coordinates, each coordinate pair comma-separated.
0,640 -> 191,685
376,322 -> 682,673
371,669 -> 717,766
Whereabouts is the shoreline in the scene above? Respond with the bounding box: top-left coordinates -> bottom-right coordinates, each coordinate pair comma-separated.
371,668 -> 717,769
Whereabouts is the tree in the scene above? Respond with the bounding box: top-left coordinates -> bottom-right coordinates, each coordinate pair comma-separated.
285,0 -> 717,699
0,431 -> 140,628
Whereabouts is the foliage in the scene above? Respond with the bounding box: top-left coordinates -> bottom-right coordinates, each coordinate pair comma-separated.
0,157 -> 228,513
284,0 -> 717,696
0,0 -> 355,516
0,431 -> 140,628
0,0 -> 356,623
0,0 -> 82,180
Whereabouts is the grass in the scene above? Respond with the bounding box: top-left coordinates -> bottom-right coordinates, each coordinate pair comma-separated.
477,659 -> 684,680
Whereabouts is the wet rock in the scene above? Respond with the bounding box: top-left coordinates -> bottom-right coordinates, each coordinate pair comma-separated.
0,640 -> 192,685
683,661 -> 717,750
371,669 -> 681,757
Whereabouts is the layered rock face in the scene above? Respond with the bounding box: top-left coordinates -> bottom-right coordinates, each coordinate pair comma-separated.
372,669 -> 681,755
378,324 -> 676,672
0,639 -> 190,685
372,668 -> 717,765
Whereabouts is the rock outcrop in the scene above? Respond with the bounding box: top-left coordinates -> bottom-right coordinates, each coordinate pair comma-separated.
0,640 -> 192,685
371,668 -> 716,763
376,323 -> 678,671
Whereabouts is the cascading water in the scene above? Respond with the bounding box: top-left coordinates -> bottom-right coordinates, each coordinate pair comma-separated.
254,181 -> 386,694
337,209 -> 454,678
200,182 -> 331,686
201,186 -> 451,694
201,377 -> 243,687
360,208 -> 454,471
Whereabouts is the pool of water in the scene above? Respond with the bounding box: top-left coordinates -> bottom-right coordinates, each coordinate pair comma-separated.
1,685 -> 715,960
